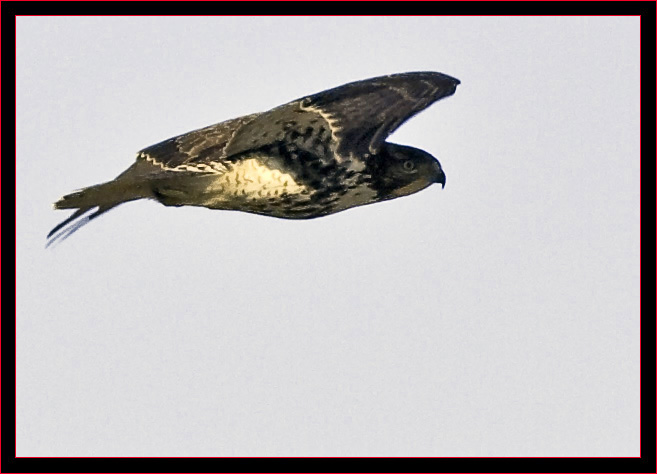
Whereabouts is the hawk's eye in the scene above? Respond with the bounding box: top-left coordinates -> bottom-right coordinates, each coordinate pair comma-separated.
402,160 -> 416,172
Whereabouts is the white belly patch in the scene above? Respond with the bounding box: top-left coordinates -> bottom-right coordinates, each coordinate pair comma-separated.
200,156 -> 310,208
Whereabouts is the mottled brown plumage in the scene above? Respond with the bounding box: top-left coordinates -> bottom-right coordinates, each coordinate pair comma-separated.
48,71 -> 459,246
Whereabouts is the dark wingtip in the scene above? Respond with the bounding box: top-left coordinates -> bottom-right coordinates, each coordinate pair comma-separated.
409,71 -> 460,86
414,71 -> 460,97
437,73 -> 460,92
447,75 -> 461,86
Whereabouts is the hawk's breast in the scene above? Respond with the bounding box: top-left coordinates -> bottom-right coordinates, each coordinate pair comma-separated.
200,154 -> 312,212
195,152 -> 378,219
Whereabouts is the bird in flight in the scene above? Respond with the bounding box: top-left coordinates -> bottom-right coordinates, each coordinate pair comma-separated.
47,71 -> 460,246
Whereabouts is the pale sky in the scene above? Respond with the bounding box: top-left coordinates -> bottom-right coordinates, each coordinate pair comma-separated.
16,16 -> 640,456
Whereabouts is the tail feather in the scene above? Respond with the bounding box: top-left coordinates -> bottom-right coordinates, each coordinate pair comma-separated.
48,178 -> 150,247
46,206 -> 116,248
53,179 -> 148,210
47,207 -> 91,239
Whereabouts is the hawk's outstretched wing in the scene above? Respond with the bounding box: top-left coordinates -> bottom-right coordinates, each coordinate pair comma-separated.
300,71 -> 460,157
130,72 -> 459,173
224,71 -> 460,163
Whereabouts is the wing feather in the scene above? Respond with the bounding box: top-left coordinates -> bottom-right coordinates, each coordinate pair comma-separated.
223,71 -> 459,163
301,71 -> 460,156
123,72 -> 459,178
134,113 -> 261,172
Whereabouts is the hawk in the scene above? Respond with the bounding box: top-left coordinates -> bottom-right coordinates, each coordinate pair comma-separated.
47,71 -> 460,245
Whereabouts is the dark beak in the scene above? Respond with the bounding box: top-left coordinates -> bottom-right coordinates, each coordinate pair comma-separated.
434,168 -> 446,189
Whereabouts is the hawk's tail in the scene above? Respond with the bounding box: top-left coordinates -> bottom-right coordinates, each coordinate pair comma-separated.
47,178 -> 150,247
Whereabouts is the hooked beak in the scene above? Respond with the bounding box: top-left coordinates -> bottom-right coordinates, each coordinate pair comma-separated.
434,167 -> 446,189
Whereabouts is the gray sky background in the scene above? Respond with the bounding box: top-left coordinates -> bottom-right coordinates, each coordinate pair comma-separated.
16,17 -> 640,457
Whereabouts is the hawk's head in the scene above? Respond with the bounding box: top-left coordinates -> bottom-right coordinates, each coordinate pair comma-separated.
371,143 -> 446,201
